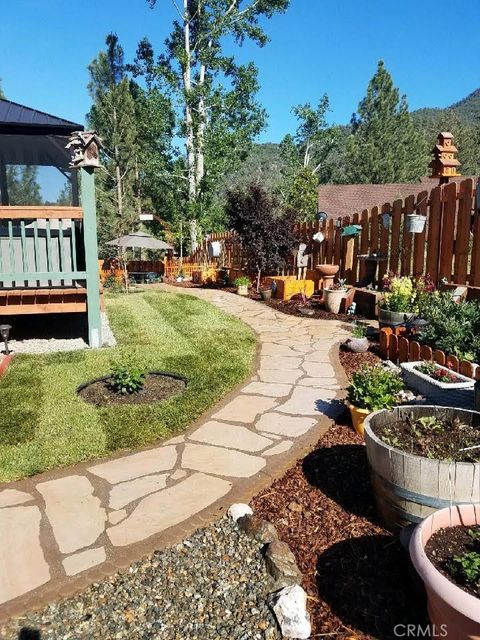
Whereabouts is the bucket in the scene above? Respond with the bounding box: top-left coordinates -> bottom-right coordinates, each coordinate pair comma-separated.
406,214 -> 426,234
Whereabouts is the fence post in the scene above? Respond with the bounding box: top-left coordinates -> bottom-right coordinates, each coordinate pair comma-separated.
80,167 -> 102,348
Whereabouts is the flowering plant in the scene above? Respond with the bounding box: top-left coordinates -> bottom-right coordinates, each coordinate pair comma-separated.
381,274 -> 435,313
415,361 -> 460,384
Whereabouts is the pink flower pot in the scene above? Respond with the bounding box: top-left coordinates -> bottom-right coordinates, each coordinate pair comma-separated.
409,504 -> 480,639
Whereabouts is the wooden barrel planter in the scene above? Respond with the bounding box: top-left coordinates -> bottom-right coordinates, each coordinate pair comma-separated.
364,405 -> 480,531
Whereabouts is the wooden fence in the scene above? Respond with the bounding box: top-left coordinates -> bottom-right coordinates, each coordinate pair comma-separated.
182,177 -> 480,286
379,327 -> 480,380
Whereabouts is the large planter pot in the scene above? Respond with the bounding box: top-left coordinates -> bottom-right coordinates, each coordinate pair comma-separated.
324,288 -> 347,314
364,405 -> 480,530
237,285 -> 249,296
260,289 -> 272,301
401,361 -> 474,408
410,504 -> 480,639
406,214 -> 427,233
378,307 -> 415,328
345,401 -> 370,437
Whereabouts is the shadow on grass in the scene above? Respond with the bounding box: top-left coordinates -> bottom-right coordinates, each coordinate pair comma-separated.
316,534 -> 428,639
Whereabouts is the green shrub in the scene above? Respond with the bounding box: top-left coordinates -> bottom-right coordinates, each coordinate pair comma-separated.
234,276 -> 251,287
418,292 -> 480,361
351,322 -> 368,338
347,364 -> 403,411
109,360 -> 146,395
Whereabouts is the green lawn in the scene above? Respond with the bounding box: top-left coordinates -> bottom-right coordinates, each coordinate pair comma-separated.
0,290 -> 256,482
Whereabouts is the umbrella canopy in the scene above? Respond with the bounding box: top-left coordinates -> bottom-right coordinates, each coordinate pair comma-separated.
106,231 -> 172,251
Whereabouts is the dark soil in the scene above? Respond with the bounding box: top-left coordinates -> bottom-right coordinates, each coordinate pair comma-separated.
425,525 -> 480,599
252,421 -> 428,639
339,342 -> 382,380
372,414 -> 480,463
78,373 -> 186,407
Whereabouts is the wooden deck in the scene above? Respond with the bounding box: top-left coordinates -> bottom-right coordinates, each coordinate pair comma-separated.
0,287 -> 87,315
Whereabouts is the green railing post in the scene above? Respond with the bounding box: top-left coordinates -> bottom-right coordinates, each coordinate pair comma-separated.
80,167 -> 102,348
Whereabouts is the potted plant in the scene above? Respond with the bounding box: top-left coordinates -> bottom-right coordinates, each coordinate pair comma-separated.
234,276 -> 251,296
409,504 -> 480,639
345,364 -> 404,437
259,280 -> 273,301
378,274 -> 417,328
401,360 -> 474,407
364,405 -> 480,531
345,322 -> 369,353
324,279 -> 348,314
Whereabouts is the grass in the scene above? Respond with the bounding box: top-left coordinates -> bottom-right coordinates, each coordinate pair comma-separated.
0,290 -> 256,482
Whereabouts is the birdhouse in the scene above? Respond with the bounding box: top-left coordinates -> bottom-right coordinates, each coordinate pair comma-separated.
66,131 -> 103,169
429,131 -> 461,180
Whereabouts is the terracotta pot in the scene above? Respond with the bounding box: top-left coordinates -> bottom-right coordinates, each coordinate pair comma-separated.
324,288 -> 347,314
260,289 -> 272,301
315,263 -> 339,277
346,401 -> 370,437
410,504 -> 480,639
346,337 -> 369,353
237,285 -> 249,296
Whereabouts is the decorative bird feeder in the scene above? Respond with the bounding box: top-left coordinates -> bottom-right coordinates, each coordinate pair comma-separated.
429,131 -> 461,184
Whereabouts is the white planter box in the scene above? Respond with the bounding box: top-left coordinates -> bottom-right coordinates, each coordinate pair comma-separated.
401,361 -> 474,408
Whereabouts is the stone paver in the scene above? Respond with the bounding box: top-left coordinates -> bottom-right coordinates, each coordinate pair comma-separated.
0,489 -> 33,508
0,506 -> 50,604
109,474 -> 169,510
107,473 -> 232,547
182,443 -> 266,477
0,286 -> 347,616
37,476 -> 106,554
189,421 -> 273,452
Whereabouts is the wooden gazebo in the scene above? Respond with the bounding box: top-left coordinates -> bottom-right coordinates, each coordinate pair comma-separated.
0,99 -> 102,347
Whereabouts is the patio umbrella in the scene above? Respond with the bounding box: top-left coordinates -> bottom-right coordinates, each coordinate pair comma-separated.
106,231 -> 172,251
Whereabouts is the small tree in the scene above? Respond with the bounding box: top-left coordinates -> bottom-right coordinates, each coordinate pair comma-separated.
226,183 -> 297,291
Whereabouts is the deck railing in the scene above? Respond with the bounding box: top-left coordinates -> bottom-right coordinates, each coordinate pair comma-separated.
0,206 -> 86,287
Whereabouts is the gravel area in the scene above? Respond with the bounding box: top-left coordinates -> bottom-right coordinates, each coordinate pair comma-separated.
7,312 -> 116,354
2,518 -> 280,640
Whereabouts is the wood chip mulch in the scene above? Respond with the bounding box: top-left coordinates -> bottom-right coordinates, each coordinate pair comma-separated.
338,344 -> 382,380
252,419 -> 429,640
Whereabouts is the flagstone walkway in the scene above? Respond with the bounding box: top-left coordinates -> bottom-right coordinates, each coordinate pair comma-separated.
0,286 -> 350,620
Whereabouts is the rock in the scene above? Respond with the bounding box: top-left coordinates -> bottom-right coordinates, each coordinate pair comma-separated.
288,501 -> 303,513
237,515 -> 279,544
269,585 -> 311,640
227,503 -> 253,522
265,541 -> 302,590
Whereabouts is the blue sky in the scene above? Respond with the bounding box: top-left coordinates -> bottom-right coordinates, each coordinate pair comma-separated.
1,0 -> 479,197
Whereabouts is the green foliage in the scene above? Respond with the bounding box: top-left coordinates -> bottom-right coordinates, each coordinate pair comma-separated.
346,61 -> 426,183
234,276 -> 251,287
6,166 -> 42,205
381,276 -> 416,312
286,167 -> 318,222
226,183 -> 297,284
109,360 -> 146,395
449,528 -> 480,588
351,322 -> 368,338
415,361 -> 459,384
418,292 -> 480,361
347,364 -> 403,411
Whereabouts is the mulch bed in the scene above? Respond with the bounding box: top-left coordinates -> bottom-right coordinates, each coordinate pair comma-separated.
426,525 -> 480,599
252,420 -> 428,639
78,373 -> 186,407
338,342 -> 382,380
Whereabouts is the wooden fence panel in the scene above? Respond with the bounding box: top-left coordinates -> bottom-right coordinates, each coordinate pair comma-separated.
378,203 -> 390,282
425,185 -> 442,282
333,219 -> 342,266
454,179 -> 473,284
358,209 -> 370,280
370,206 -> 379,254
401,195 -> 415,276
340,215 -> 351,279
413,191 -> 428,278
398,336 -> 409,362
389,199 -> 403,275
438,182 -> 457,281
351,212 -> 360,284
325,218 -> 334,263
470,184 -> 480,285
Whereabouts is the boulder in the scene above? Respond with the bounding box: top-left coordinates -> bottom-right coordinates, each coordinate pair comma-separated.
265,541 -> 302,590
269,585 -> 311,640
227,503 -> 253,522
237,515 -> 279,544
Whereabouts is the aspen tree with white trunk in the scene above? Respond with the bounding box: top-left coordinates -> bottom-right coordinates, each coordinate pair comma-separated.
132,0 -> 290,251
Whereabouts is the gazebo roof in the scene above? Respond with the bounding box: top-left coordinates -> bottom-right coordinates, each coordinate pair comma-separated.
0,98 -> 83,135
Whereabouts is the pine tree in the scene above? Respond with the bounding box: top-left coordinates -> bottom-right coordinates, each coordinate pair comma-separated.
6,166 -> 42,205
87,34 -> 140,247
346,61 -> 426,183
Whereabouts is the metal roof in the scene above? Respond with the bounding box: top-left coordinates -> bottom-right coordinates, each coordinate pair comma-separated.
0,98 -> 83,135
